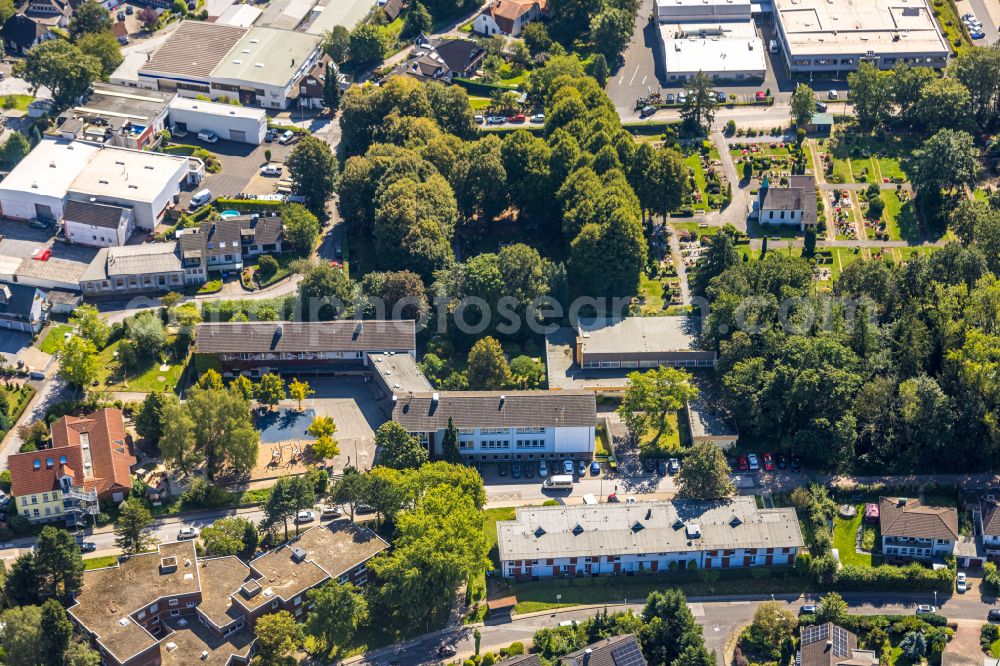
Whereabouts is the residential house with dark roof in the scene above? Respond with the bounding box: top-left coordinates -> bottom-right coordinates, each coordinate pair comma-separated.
559,635 -> 646,666
176,213 -> 285,280
391,390 -> 597,461
756,175 -> 817,231
63,200 -> 135,247
8,408 -> 134,525
979,498 -> 1000,561
25,0 -> 73,27
381,0 -> 405,20
1,14 -> 55,55
0,282 -> 48,333
799,623 -> 878,666
496,497 -> 803,578
296,54 -> 350,109
194,320 -> 417,376
473,0 -> 547,36
879,496 -> 959,561
394,37 -> 485,83
80,242 -> 194,297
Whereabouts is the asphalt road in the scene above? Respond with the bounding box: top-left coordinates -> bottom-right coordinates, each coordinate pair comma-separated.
354,592 -> 998,666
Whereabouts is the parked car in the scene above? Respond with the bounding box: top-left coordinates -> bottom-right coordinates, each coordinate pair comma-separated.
716,91 -> 727,102
356,504 -> 375,514
755,91 -> 766,101
508,113 -> 526,122
318,504 -> 342,519
79,541 -> 97,553
989,608 -> 1000,623
657,459 -> 667,476
487,115 -> 506,125
530,113 -> 545,123
776,453 -> 787,469
197,129 -> 218,143
972,30 -> 986,39
177,527 -> 200,539
511,462 -> 522,479
737,455 -> 749,471
915,605 -> 937,615
525,462 -> 534,478
577,460 -> 587,476
668,458 -> 680,474
189,188 -> 213,209
474,114 -> 485,124
563,459 -> 574,474
639,105 -> 656,118
763,453 -> 775,471
747,453 -> 760,471
260,164 -> 282,176
666,93 -> 676,104
295,510 -> 315,523
439,645 -> 457,657
816,101 -> 828,112
828,89 -> 839,99
498,463 -> 508,476
642,458 -> 656,473
957,572 -> 968,592
590,460 -> 601,476
790,455 -> 801,471
539,460 -> 549,477
799,604 -> 817,616
677,92 -> 688,104
278,130 -> 295,144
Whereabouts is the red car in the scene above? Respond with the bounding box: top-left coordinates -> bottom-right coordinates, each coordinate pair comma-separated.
508,113 -> 526,123
755,91 -> 766,101
737,455 -> 749,471
763,453 -> 775,471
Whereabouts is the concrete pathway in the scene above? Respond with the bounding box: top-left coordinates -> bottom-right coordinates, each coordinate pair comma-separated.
666,224 -> 691,305
705,131 -> 750,231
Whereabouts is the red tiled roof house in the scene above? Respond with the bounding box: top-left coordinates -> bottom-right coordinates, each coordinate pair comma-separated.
9,408 -> 135,526
473,0 -> 548,37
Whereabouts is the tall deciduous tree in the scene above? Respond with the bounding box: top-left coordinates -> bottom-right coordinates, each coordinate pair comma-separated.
640,589 -> 705,666
374,421 -> 428,470
288,378 -> 313,410
252,611 -> 303,666
679,71 -> 718,135
744,601 -> 796,660
0,605 -> 42,666
114,497 -> 155,555
790,83 -> 817,127
39,599 -> 73,666
158,393 -> 197,473
287,135 -> 337,217
135,391 -> 169,443
185,385 -> 259,480
283,203 -> 322,256
331,467 -> 371,521
847,61 -> 894,132
200,516 -> 259,560
618,367 -> 699,443
297,259 -> 357,320
307,415 -> 340,460
56,335 -> 100,391
256,373 -> 286,409
466,336 -> 512,390
69,0 -> 112,38
675,441 -> 735,499
77,31 -> 122,79
15,40 -> 101,108
305,581 -> 369,658
70,304 -> 109,349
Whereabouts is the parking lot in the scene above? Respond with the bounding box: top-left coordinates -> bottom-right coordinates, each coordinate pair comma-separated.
175,132 -> 295,208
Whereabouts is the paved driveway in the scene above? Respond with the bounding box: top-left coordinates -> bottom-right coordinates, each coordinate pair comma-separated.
297,377 -> 387,472
177,136 -> 295,207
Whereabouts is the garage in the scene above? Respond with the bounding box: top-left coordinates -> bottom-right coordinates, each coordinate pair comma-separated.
167,97 -> 267,145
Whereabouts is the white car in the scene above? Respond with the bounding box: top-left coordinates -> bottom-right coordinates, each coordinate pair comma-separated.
625,496 -> 638,504
260,164 -> 282,176
278,130 -> 295,145
915,604 -> 937,615
197,130 -> 218,143
538,460 -> 548,478
177,527 -> 200,540
295,510 -> 315,524
828,90 -> 839,100
747,453 -> 760,471
318,504 -> 342,519
957,572 -> 968,593
530,113 -> 545,123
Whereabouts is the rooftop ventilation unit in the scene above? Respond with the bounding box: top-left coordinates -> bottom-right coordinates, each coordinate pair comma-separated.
160,556 -> 178,574
291,546 -> 307,562
685,523 -> 702,539
240,581 -> 262,599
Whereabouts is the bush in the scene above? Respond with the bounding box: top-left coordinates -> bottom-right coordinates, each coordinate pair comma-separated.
258,254 -> 279,280
181,477 -> 236,509
0,469 -> 9,492
506,643 -> 524,656
982,623 -> 1000,650
984,562 -> 1000,595
831,564 -> 953,593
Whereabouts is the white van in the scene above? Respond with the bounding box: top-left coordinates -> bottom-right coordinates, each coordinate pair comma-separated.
582,493 -> 598,505
190,189 -> 212,209
543,474 -> 573,491
769,39 -> 778,53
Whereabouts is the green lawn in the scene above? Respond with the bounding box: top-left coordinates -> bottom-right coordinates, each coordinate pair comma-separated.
831,157 -> 854,184
932,0 -> 971,55
95,338 -> 188,393
879,191 -> 904,241
851,157 -> 879,184
877,157 -> 907,181
638,274 -> 671,315
833,505 -> 876,567
989,638 -> 1000,658
0,94 -> 34,112
672,222 -> 721,237
505,569 -> 814,613
39,324 -> 72,354
470,96 -> 491,110
638,413 -> 681,455
684,153 -> 710,212
84,555 -> 119,570
469,507 -> 518,622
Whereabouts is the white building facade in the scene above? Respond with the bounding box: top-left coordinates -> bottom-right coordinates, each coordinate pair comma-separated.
655,0 -> 765,82
167,96 -> 267,144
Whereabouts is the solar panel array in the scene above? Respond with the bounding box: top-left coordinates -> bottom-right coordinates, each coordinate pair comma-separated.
800,623 -> 830,646
831,625 -> 850,657
611,640 -> 646,666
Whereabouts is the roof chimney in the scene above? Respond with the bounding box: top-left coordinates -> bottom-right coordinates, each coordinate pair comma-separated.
583,648 -> 593,666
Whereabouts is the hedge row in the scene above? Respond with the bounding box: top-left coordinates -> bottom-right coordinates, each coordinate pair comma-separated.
830,563 -> 954,593
453,77 -> 520,97
212,198 -> 284,213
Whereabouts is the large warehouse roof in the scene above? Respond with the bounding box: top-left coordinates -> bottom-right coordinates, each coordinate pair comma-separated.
140,21 -> 248,79
775,0 -> 948,56
578,317 -> 703,355
71,149 -> 188,204
210,27 -> 319,87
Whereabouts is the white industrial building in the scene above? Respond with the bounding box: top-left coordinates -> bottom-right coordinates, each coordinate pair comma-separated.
772,0 -> 949,75
62,200 -> 134,247
655,0 -> 766,82
391,390 -> 597,462
137,22 -> 321,109
167,97 -> 267,144
497,497 -> 804,579
0,138 -> 200,231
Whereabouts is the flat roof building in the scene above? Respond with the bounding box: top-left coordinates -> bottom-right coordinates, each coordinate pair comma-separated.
773,0 -> 949,75
370,351 -> 433,398
0,138 -> 194,231
137,22 -> 321,109
167,96 -> 267,144
62,83 -> 174,150
497,497 -> 803,578
81,242 -> 192,297
575,317 -> 716,369
655,0 -> 765,82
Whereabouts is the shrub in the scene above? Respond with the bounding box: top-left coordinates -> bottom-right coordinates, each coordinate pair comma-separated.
831,564 -> 953,593
507,643 -> 524,656
984,562 -> 1000,595
982,623 -> 1000,650
257,254 -> 279,280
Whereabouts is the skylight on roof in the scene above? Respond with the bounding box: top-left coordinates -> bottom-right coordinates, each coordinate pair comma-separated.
572,524 -> 584,536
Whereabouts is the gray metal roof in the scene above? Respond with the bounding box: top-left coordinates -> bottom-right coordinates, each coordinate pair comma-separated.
577,317 -> 704,356
140,21 -> 247,79
194,321 -> 416,355
391,390 -> 596,431
497,497 -> 803,562
370,352 -> 433,394
106,242 -> 182,277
